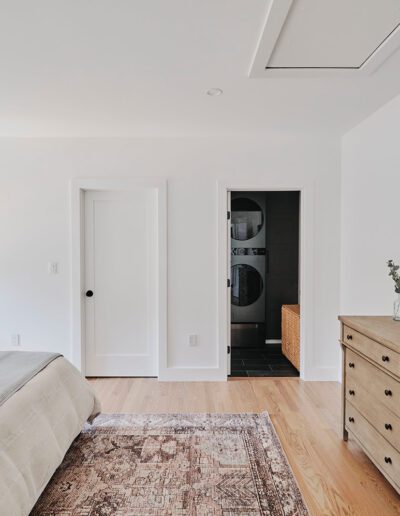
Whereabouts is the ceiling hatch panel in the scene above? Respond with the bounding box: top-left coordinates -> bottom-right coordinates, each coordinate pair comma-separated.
251,0 -> 400,75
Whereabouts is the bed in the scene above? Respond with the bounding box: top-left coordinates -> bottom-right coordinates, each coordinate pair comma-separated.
0,351 -> 100,516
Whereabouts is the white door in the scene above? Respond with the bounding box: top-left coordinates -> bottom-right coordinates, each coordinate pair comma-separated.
84,188 -> 158,376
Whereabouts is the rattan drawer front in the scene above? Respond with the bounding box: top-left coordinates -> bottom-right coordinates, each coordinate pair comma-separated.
345,402 -> 400,490
346,377 -> 400,450
343,325 -> 400,378
345,348 -> 400,418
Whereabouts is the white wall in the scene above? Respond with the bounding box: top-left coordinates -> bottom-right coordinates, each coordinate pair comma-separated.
0,135 -> 341,380
341,94 -> 400,315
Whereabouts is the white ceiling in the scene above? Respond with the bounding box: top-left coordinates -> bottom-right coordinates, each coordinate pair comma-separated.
1,0 -> 400,137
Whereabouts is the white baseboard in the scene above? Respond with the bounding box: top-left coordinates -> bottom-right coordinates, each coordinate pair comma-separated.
158,366 -> 340,382
303,366 -> 340,381
159,367 -> 226,382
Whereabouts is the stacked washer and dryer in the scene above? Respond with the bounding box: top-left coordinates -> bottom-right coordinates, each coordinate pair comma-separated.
231,192 -> 266,347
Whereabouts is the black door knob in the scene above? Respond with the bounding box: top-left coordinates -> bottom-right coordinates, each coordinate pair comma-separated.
384,389 -> 392,396
348,362 -> 355,368
384,457 -> 392,464
346,334 -> 353,340
382,355 -> 390,362
385,423 -> 392,431
349,390 -> 355,396
86,290 -> 94,297
348,417 -> 354,423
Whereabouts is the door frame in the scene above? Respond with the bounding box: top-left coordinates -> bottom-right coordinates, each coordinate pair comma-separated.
70,178 -> 167,376
218,181 -> 314,380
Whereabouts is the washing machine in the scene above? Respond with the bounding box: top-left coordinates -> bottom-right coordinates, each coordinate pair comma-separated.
231,192 -> 266,346
231,191 -> 266,323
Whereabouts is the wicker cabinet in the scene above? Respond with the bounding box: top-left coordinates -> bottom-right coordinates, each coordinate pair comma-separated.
281,305 -> 300,371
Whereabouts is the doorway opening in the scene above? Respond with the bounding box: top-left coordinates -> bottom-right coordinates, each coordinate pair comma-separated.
229,191 -> 300,377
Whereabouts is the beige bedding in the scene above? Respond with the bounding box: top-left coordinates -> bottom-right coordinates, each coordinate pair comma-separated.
0,357 -> 100,516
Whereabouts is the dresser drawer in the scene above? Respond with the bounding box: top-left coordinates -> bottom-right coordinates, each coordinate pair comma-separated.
345,348 -> 400,418
343,325 -> 400,378
346,379 -> 400,450
346,401 -> 400,489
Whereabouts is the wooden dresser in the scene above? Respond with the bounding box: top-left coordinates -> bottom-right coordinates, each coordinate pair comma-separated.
339,316 -> 400,494
282,304 -> 300,371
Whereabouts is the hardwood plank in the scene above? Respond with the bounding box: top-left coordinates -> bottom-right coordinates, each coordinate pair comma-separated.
88,377 -> 400,515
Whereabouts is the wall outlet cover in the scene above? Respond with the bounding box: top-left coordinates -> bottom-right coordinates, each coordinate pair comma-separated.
48,262 -> 59,274
11,334 -> 20,346
189,334 -> 198,347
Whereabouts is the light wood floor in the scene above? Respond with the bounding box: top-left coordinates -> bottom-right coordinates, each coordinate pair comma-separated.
89,377 -> 400,516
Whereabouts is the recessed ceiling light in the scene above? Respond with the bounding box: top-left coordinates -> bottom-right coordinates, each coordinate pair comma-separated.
206,88 -> 223,96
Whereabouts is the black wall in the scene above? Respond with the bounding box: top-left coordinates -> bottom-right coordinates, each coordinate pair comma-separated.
265,191 -> 299,340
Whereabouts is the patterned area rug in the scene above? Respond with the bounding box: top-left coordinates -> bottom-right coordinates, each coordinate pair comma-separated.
32,413 -> 308,515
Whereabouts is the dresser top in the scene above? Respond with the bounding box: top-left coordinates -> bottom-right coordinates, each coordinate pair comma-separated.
339,316 -> 400,353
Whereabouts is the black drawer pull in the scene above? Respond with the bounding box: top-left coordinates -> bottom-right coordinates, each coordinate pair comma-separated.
384,457 -> 392,464
384,389 -> 392,396
349,390 -> 355,396
348,362 -> 355,368
385,423 -> 392,431
348,417 -> 354,423
382,355 -> 390,362
346,334 -> 353,340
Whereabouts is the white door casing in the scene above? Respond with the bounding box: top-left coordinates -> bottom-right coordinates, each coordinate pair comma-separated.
71,178 -> 167,378
218,181 -> 314,381
227,191 -> 231,375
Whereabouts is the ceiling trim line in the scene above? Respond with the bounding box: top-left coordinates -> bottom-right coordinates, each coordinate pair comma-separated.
248,0 -> 294,78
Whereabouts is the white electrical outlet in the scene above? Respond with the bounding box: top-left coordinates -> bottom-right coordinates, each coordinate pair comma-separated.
189,334 -> 198,347
11,334 -> 20,347
48,262 -> 59,275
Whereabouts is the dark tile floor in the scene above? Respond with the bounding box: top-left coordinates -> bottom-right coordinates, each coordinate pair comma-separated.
230,344 -> 299,377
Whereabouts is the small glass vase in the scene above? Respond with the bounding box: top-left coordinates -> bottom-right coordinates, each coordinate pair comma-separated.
394,293 -> 400,321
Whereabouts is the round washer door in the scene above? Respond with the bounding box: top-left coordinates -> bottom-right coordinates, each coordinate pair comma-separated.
231,264 -> 263,307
